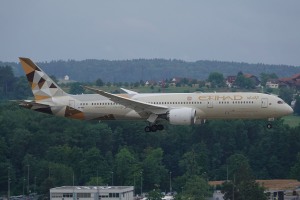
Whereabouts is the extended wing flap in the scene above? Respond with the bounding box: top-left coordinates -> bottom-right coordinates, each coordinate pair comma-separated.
120,88 -> 139,94
83,86 -> 169,115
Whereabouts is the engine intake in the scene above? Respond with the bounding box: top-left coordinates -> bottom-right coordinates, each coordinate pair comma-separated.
167,108 -> 196,125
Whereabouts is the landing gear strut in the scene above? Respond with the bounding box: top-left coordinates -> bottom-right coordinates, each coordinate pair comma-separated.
267,118 -> 274,129
144,124 -> 164,132
267,123 -> 272,129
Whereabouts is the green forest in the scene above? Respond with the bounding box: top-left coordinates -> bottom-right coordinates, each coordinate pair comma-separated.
1,64 -> 300,199
2,59 -> 300,82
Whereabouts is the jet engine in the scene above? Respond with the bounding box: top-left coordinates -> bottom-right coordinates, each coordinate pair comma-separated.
167,108 -> 196,125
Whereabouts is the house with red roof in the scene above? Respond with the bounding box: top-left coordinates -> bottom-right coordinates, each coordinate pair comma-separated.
278,73 -> 300,89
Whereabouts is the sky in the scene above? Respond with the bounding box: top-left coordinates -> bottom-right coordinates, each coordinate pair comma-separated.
1,1 -> 300,66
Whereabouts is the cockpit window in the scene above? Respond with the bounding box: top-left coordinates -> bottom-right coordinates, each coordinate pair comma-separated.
277,101 -> 283,104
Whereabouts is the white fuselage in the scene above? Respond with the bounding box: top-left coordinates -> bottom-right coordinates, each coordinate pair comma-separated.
49,92 -> 293,122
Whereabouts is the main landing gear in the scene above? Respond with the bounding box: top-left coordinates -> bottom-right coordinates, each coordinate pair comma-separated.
267,118 -> 274,129
267,123 -> 272,129
144,124 -> 164,132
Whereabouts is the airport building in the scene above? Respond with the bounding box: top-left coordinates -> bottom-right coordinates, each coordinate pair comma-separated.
50,186 -> 134,200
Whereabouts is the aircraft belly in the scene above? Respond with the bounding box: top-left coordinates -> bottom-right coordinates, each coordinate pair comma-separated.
205,105 -> 259,119
83,106 -> 143,121
227,109 -> 258,119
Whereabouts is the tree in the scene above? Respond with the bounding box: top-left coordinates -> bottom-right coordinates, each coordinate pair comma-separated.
106,82 -> 112,87
40,177 -> 55,197
115,82 -> 123,87
86,177 -> 104,186
179,150 -> 202,177
13,76 -> 32,99
175,148 -> 210,199
290,153 -> 300,180
0,161 -> 10,191
180,78 -> 189,86
226,154 -> 252,182
260,73 -> 278,87
234,72 -> 255,89
294,95 -> 300,115
279,87 -> 294,105
79,147 -> 109,184
0,66 -> 15,98
95,78 -> 104,86
0,97 -> 300,196
222,179 -> 266,200
208,72 -> 225,88
147,187 -> 164,200
179,175 -> 210,200
140,80 -> 145,86
69,82 -> 84,94
114,147 -> 140,186
48,162 -> 74,186
142,148 -> 167,190
222,154 -> 266,200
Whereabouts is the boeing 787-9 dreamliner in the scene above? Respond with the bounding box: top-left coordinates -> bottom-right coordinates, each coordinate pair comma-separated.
18,58 -> 293,132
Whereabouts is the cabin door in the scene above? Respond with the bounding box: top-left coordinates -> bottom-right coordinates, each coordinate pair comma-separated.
261,98 -> 268,108
69,100 -> 75,110
207,100 -> 213,108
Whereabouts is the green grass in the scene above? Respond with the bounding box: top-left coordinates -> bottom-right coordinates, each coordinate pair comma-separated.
283,115 -> 300,128
82,85 -> 263,94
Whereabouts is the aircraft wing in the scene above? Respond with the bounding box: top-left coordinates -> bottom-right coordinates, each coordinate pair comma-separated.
83,86 -> 169,116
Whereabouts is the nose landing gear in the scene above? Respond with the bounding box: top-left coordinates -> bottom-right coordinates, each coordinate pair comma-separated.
267,118 -> 274,129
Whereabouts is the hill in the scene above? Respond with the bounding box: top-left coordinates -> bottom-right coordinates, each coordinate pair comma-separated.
1,59 -> 300,83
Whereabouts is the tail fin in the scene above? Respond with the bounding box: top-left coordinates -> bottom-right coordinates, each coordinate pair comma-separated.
19,57 -> 67,101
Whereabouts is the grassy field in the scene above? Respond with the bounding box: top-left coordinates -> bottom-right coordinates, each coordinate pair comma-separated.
282,115 -> 300,128
77,85 -> 263,94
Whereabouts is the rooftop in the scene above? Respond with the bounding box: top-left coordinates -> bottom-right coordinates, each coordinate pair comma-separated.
51,186 -> 133,191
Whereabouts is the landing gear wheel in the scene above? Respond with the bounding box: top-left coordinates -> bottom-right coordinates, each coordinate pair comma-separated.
157,124 -> 164,130
150,125 -> 157,132
144,126 -> 151,132
267,123 -> 272,129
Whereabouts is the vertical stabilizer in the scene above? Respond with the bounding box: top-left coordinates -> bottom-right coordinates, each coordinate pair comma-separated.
19,57 -> 67,101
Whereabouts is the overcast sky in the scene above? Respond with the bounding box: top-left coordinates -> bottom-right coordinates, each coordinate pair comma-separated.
1,1 -> 300,66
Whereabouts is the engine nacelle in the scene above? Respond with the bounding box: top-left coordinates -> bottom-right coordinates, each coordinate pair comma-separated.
167,108 -> 196,125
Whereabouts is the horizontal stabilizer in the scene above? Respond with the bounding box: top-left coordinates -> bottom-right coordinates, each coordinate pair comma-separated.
12,100 -> 52,108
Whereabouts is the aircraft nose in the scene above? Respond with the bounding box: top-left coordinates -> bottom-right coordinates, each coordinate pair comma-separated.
287,105 -> 294,115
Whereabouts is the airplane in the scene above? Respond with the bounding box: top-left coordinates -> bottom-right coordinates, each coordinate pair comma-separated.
18,57 -> 293,132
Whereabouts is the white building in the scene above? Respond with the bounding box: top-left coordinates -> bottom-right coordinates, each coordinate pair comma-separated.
162,195 -> 174,200
266,81 -> 279,89
64,75 -> 70,81
50,186 -> 134,200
